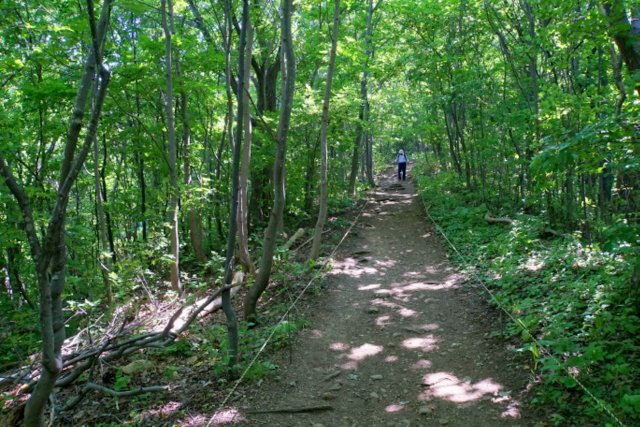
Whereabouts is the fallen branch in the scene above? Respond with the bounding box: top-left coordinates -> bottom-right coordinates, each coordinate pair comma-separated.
542,227 -> 561,237
14,274 -> 245,406
281,228 -> 305,251
295,228 -> 331,251
170,271 -> 244,335
484,212 -> 514,225
247,404 -> 333,414
85,382 -> 168,398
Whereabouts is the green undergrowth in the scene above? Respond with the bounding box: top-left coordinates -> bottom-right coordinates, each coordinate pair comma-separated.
416,170 -> 640,426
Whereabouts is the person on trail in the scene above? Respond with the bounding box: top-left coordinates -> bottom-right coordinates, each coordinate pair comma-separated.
395,148 -> 408,181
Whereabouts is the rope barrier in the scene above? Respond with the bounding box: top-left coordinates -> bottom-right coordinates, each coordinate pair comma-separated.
419,195 -> 626,427
207,199 -> 369,426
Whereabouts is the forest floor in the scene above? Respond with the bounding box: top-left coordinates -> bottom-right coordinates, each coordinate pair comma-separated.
196,165 -> 540,427
3,165 -> 544,426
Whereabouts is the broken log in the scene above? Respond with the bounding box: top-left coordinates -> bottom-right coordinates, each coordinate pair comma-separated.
484,212 -> 514,225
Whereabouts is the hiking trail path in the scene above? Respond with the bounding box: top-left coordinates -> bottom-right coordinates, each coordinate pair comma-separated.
212,165 -> 535,427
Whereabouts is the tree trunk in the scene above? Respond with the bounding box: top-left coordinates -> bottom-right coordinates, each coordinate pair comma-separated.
309,0 -> 341,261
162,0 -> 181,293
177,52 -> 207,264
237,16 -> 256,275
363,0 -> 375,187
0,3 -> 113,424
348,101 -> 363,195
218,0 -> 249,369
601,1 -> 640,96
245,0 -> 296,323
93,130 -> 113,305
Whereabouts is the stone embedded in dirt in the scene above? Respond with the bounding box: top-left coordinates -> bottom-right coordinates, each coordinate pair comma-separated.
321,370 -> 342,382
370,374 -> 383,380
418,405 -> 434,415
439,419 -> 450,425
320,392 -> 337,400
369,392 -> 380,399
326,382 -> 342,392
366,306 -> 379,314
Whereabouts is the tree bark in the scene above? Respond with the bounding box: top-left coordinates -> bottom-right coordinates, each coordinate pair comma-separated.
309,0 -> 341,261
176,45 -> 207,264
237,15 -> 256,275
601,1 -> 640,96
218,0 -> 248,369
363,0 -> 375,187
245,0 -> 296,323
162,0 -> 181,293
0,3 -> 113,423
93,130 -> 113,305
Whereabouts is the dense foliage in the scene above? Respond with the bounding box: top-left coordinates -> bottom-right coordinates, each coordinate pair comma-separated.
416,168 -> 639,425
1,0 -> 639,425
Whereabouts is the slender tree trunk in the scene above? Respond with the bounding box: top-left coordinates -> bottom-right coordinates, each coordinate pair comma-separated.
304,134 -> 320,212
162,0 -> 181,293
0,4 -> 113,424
601,1 -> 640,96
348,104 -> 363,195
218,0 -> 249,369
93,130 -> 113,304
363,0 -> 375,187
237,17 -> 255,275
310,0 -> 341,260
245,0 -> 296,323
177,55 -> 206,263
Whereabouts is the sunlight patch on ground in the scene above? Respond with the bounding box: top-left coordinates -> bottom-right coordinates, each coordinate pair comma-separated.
399,307 -> 417,317
329,258 -> 378,277
330,342 -> 349,351
385,355 -> 399,362
310,329 -> 324,338
340,361 -> 358,370
419,372 -> 503,403
402,335 -> 438,352
500,399 -> 521,418
403,266 -> 442,277
181,415 -> 208,426
385,403 -> 405,413
371,298 -> 417,317
348,343 -> 384,361
403,271 -> 424,277
359,283 -> 381,291
138,401 -> 182,422
374,259 -> 396,268
402,282 -> 451,291
373,288 -> 394,298
376,314 -> 392,326
208,408 -> 246,425
412,359 -> 433,370
415,323 -> 440,331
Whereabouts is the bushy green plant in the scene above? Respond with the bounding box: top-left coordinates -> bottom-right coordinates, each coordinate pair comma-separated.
415,164 -> 640,425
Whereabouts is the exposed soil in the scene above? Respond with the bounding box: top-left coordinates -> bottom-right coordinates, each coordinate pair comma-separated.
203,166 -> 537,426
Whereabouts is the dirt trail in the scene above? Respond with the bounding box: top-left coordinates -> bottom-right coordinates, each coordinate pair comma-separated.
223,166 -> 534,426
